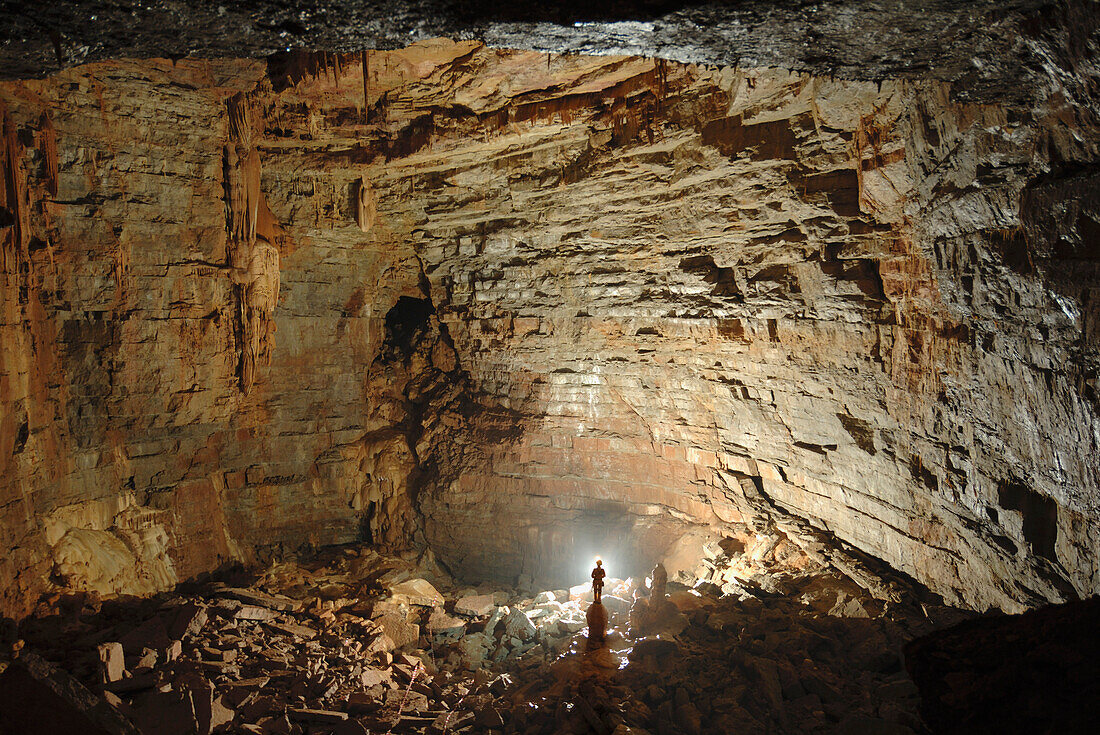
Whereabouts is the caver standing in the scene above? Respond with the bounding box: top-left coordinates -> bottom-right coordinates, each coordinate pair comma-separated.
591,559 -> 606,603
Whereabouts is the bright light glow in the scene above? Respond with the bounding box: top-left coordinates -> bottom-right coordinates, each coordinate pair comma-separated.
582,555 -> 614,581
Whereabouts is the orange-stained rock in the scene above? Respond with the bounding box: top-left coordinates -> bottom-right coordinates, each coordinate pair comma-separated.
0,39 -> 1098,621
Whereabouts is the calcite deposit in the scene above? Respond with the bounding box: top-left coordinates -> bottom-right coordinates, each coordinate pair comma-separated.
2,32 -> 1100,624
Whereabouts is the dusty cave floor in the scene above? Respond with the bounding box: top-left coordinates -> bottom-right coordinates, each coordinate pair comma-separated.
0,537 -> 977,735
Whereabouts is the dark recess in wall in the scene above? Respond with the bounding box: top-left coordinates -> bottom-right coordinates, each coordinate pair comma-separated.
383,296 -> 435,355
997,480 -> 1059,562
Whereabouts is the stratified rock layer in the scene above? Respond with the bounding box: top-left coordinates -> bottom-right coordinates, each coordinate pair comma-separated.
2,37 -> 1099,618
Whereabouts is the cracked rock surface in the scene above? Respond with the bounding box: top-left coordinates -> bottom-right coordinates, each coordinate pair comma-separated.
0,1 -> 1094,106
2,28 -> 1100,622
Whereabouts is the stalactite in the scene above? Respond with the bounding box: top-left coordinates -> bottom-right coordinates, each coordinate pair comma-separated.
356,174 -> 377,233
37,113 -> 58,197
224,92 -> 283,395
361,49 -> 371,124
1,102 -> 29,273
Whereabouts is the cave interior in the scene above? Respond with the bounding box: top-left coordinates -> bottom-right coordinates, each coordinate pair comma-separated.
1,1 -> 1100,734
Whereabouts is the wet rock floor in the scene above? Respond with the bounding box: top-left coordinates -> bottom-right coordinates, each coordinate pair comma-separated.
0,542 -> 976,735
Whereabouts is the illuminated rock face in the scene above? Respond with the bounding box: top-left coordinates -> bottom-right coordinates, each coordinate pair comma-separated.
1,38 -> 1099,618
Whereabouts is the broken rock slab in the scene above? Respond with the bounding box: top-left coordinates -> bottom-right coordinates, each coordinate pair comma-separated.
455,632 -> 494,669
221,587 -> 301,612
235,604 -> 278,622
128,689 -> 199,735
499,607 -> 536,641
0,653 -> 141,735
454,593 -> 495,617
288,708 -> 349,724
97,642 -> 125,683
829,592 -> 871,619
374,611 -> 421,650
166,602 -> 208,640
427,608 -> 466,636
601,595 -> 631,615
388,578 -> 444,607
117,616 -> 172,657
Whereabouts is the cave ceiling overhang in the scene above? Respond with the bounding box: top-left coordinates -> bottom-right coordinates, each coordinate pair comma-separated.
0,0 -> 1072,105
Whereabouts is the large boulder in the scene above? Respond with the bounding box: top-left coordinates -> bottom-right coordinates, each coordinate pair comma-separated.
372,606 -> 421,650
454,594 -> 495,618
499,607 -> 536,641
629,637 -> 680,663
426,608 -> 466,636
0,653 -> 141,735
387,578 -> 444,607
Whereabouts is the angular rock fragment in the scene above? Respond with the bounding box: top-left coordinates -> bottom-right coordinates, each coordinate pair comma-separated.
118,617 -> 172,657
166,602 -> 208,640
385,688 -> 429,713
427,608 -> 467,636
97,642 -> 125,683
525,600 -> 563,619
829,592 -> 870,619
388,578 -> 445,607
266,620 -> 317,640
499,607 -> 536,641
454,594 -> 495,618
128,690 -> 200,735
0,653 -> 141,735
374,611 -> 420,650
105,672 -> 158,695
288,707 -> 349,723
235,604 -> 278,622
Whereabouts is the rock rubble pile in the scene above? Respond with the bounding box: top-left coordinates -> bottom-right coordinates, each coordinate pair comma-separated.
0,533 -> 972,734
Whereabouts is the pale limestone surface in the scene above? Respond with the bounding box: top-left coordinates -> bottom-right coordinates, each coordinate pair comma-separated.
1,39 -> 1099,618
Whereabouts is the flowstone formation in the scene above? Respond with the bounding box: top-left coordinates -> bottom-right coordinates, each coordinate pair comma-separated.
1,26 -> 1100,625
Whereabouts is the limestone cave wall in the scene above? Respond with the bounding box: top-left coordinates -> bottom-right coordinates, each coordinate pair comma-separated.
2,37 -> 1099,619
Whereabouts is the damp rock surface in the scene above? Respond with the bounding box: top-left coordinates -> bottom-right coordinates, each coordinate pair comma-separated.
1,29 -> 1100,620
0,1 -> 1093,110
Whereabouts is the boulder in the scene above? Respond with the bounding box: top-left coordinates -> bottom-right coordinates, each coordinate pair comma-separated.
166,602 -> 208,640
97,642 -> 124,684
601,595 -> 631,615
388,578 -> 444,607
426,608 -> 466,636
128,690 -> 199,735
629,637 -> 680,662
374,611 -> 420,650
485,605 -> 509,633
0,653 -> 141,735
829,592 -> 870,619
526,600 -> 563,619
221,588 -> 300,612
500,607 -> 537,641
117,616 -> 172,656
455,632 -> 494,669
454,593 -> 495,617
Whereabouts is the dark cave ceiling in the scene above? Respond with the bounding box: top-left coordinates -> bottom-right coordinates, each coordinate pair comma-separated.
0,0 -> 1082,103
